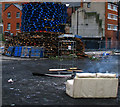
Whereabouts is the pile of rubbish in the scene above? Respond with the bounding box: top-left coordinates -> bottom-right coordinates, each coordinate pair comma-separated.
32,67 -> 83,78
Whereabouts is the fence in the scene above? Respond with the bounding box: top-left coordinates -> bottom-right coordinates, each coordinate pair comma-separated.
82,40 -> 120,51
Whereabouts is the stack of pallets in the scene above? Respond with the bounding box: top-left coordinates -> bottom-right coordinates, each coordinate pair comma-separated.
14,46 -> 22,57
21,46 -> 31,57
5,46 -> 14,56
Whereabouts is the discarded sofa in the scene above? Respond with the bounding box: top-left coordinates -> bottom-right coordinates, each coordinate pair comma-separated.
66,73 -> 118,98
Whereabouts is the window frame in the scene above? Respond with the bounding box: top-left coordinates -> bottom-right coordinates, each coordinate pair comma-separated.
107,24 -> 112,30
108,13 -> 111,19
16,23 -> 20,30
7,12 -> 11,18
113,25 -> 117,31
87,2 -> 91,8
113,15 -> 117,20
7,23 -> 11,30
113,5 -> 117,11
108,3 -> 111,9
16,12 -> 20,18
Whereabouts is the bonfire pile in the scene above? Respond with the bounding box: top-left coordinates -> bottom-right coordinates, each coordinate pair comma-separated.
4,32 -> 86,57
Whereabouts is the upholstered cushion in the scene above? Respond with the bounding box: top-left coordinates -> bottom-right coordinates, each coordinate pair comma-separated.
76,73 -> 96,78
96,73 -> 116,78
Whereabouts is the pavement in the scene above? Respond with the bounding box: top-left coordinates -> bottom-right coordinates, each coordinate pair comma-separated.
1,55 -> 120,106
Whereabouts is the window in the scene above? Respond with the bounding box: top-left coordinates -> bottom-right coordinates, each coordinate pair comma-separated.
107,24 -> 112,30
7,23 -> 11,30
108,13 -> 117,20
108,13 -> 111,19
113,15 -> 117,20
113,25 -> 117,30
7,12 -> 11,18
108,3 -> 111,9
16,12 -> 20,18
16,23 -> 20,30
87,2 -> 91,8
113,5 -> 117,11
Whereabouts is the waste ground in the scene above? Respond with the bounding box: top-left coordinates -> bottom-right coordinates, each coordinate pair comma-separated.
2,55 -> 120,106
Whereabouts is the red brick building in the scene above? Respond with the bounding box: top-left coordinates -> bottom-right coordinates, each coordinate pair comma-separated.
2,2 -> 22,36
105,2 -> 119,48
79,2 -> 120,49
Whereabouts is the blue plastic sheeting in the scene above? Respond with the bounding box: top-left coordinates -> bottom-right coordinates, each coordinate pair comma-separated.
103,52 -> 110,56
5,46 -> 14,56
75,35 -> 82,39
14,46 -> 22,57
58,34 -> 75,38
21,46 -> 31,57
58,34 -> 82,39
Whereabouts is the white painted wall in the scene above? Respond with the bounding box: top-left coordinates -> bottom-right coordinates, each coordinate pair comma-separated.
71,2 -> 105,38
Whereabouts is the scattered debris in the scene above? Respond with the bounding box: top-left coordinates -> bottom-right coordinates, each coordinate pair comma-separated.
11,104 -> 15,106
9,88 -> 14,90
8,79 -> 13,83
26,95 -> 31,99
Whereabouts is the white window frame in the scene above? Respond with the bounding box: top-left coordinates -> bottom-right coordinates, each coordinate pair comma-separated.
113,5 -> 117,11
108,13 -> 118,20
16,12 -> 20,18
108,13 -> 111,19
113,25 -> 117,31
113,15 -> 117,20
7,23 -> 11,30
107,24 -> 112,30
16,23 -> 20,30
108,3 -> 111,10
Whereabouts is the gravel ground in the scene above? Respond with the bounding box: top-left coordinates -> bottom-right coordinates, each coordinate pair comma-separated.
2,55 -> 120,106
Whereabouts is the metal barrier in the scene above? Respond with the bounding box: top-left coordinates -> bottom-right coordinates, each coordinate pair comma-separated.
82,40 -> 120,51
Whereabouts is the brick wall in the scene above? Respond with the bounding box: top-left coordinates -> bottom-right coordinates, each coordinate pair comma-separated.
2,3 -> 22,36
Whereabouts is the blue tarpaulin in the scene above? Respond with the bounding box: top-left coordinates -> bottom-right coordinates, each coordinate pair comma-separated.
75,35 -> 82,39
58,34 -> 82,38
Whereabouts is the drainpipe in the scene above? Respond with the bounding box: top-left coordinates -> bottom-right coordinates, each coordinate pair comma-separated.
77,10 -> 79,35
117,1 -> 120,40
